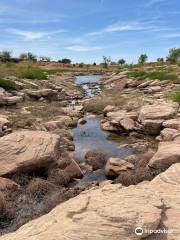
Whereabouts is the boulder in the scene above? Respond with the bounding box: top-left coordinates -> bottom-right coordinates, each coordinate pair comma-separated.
159,128 -> 178,141
138,80 -> 153,88
103,105 -> 115,115
2,163 -> 180,240
139,101 -> 178,122
149,163 -> 180,238
103,75 -> 127,85
0,115 -> 10,129
0,178 -> 164,240
44,116 -> 76,131
48,153 -> 83,185
101,121 -> 121,132
149,80 -> 160,86
148,141 -> 180,170
0,96 -> 23,106
78,118 -> 87,125
105,158 -> 134,177
85,150 -> 107,170
0,131 -> 61,176
26,89 -> 58,100
149,86 -> 162,93
62,105 -> 84,118
143,119 -> 163,135
163,118 -> 180,129
115,79 -> 127,91
120,117 -> 135,131
107,110 -> 138,123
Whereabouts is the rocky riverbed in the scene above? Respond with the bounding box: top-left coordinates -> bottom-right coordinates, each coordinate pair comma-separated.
0,70 -> 180,239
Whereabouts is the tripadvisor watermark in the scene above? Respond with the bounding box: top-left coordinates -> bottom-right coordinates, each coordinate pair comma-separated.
135,227 -> 173,236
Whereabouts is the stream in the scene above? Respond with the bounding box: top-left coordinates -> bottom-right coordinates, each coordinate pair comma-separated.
72,75 -> 133,186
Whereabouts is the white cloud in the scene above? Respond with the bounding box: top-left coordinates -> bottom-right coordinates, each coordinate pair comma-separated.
88,21 -> 149,36
65,45 -> 103,52
7,29 -> 64,40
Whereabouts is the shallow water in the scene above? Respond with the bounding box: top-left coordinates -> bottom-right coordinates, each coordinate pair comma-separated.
75,75 -> 102,96
73,75 -> 133,185
75,75 -> 102,85
72,116 -> 133,161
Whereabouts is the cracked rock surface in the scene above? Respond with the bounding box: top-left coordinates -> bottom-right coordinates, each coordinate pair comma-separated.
1,163 -> 180,240
0,130 -> 61,176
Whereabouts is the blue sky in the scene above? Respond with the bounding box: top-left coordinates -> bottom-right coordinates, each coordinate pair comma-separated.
0,0 -> 179,63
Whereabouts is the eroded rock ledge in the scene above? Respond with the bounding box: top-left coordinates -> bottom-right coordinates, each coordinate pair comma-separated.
1,163 -> 180,240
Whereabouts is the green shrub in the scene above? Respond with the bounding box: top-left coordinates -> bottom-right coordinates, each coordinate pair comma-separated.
17,67 -> 47,80
166,91 -> 180,103
0,78 -> 17,90
128,70 -> 178,81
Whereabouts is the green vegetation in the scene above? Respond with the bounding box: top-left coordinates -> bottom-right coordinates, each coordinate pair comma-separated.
0,78 -> 17,90
167,48 -> 180,64
118,59 -> 126,65
166,91 -> 180,103
0,51 -> 12,62
138,54 -> 148,64
128,70 -> 178,81
19,52 -> 37,62
157,57 -> 164,63
102,56 -> 111,68
58,58 -> 71,64
84,90 -> 143,114
17,67 -> 47,80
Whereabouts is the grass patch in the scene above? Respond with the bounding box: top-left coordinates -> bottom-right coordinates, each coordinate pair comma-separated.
17,67 -> 47,80
84,90 -> 143,114
9,102 -> 65,130
165,91 -> 180,103
84,90 -> 126,114
128,70 -> 178,81
28,103 -> 64,120
0,78 -> 17,90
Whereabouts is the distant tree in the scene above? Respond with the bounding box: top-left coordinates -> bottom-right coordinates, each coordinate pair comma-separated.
157,57 -> 164,63
102,56 -> 111,68
39,56 -> 51,62
0,51 -> 12,62
27,52 -> 37,61
93,62 -> 96,66
19,53 -> 27,61
138,54 -> 148,64
110,61 -> 117,65
19,52 -> 37,61
59,58 -> 71,64
166,48 -> 180,64
118,59 -> 126,65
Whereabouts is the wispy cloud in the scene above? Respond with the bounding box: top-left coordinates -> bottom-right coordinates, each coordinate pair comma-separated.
7,29 -> 64,40
146,0 -> 168,7
65,45 -> 103,52
162,32 -> 180,38
88,21 -> 153,36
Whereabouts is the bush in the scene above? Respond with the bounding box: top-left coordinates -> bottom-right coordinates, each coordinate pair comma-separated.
27,178 -> 58,200
128,70 -> 178,81
17,67 -> 47,80
0,78 -> 17,90
166,91 -> 180,103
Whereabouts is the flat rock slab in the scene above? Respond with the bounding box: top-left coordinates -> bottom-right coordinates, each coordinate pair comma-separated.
148,141 -> 180,170
139,101 -> 178,122
2,164 -> 180,239
0,130 -> 61,176
0,183 -> 162,240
